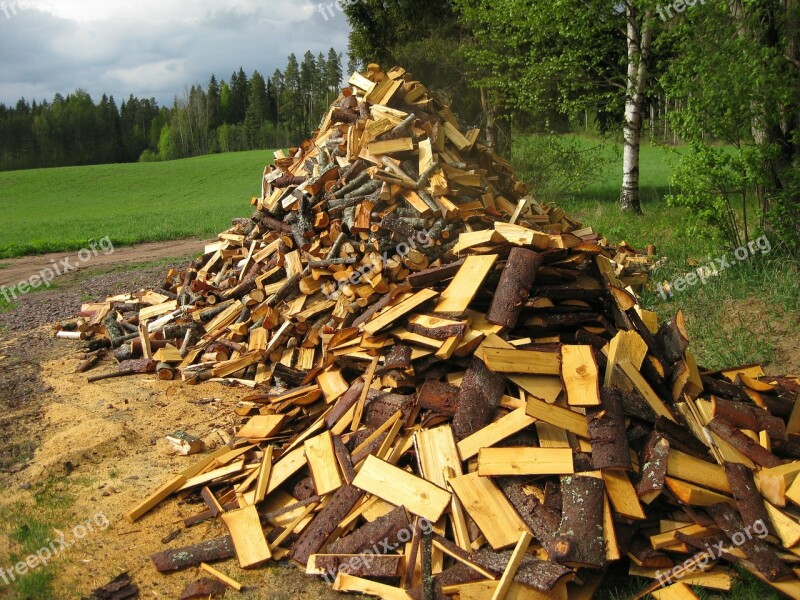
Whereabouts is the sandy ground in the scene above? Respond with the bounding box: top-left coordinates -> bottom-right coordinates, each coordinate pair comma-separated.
0,251 -> 352,600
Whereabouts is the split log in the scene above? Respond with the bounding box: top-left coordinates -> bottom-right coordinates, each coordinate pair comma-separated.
712,397 -> 786,440
723,462 -> 773,535
547,475 -> 606,568
407,259 -> 466,290
486,248 -> 543,329
416,379 -> 459,415
328,505 -> 411,555
706,502 -> 791,581
151,536 -> 235,573
588,388 -> 631,471
635,433 -> 669,502
312,555 -> 404,579
470,549 -> 573,591
707,418 -> 784,467
288,484 -> 364,567
451,357 -> 506,440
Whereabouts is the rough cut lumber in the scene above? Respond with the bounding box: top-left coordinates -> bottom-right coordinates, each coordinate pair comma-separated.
707,417 -> 784,467
526,396 -> 589,439
305,431 -> 343,496
486,248 -> 543,329
221,505 -> 271,568
328,505 -> 411,555
363,289 -> 439,335
309,554 -> 404,579
200,562 -> 244,591
481,348 -> 561,376
457,407 -> 536,461
434,254 -> 498,314
449,471 -> 530,549
352,455 -> 451,522
478,448 -> 574,476
562,345 -> 601,407
289,484 -> 364,567
723,462 -> 772,533
333,573 -> 412,600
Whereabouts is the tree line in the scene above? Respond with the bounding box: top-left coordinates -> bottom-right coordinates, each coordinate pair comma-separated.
0,49 -> 346,171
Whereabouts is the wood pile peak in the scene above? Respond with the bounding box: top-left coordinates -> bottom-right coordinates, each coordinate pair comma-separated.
57,65 -> 800,599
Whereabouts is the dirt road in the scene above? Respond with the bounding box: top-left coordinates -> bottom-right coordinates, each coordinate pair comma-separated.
0,238 -> 212,290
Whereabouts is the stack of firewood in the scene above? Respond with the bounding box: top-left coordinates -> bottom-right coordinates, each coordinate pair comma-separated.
62,66 -> 800,599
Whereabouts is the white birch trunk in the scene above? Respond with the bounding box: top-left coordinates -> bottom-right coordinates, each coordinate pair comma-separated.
620,4 -> 653,213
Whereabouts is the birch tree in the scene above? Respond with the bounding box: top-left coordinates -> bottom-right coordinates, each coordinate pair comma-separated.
455,0 -> 659,213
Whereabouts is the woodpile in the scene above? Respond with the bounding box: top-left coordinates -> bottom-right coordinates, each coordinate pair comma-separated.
60,66 -> 800,599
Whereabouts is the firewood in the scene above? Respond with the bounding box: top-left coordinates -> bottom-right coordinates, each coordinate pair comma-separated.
151,536 -> 235,573
52,63 -> 800,599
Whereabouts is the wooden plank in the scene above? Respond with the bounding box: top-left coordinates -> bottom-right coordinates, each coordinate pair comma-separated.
663,477 -> 734,507
305,431 -> 343,496
526,396 -> 589,438
352,455 -> 451,522
457,407 -> 536,460
491,531 -> 534,600
666,449 -> 730,493
618,359 -> 676,421
363,289 -> 439,335
200,562 -> 243,591
561,345 -> 600,406
482,347 -> 561,376
434,255 -> 498,314
602,470 -> 647,520
477,448 -> 574,476
448,471 -> 529,549
221,505 -> 271,568
651,583 -> 702,600
333,573 -> 411,600
238,415 -> 285,439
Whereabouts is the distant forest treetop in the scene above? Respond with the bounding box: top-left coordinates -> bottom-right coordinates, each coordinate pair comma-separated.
0,49 -> 347,171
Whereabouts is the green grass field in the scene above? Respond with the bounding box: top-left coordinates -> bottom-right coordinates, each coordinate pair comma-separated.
0,150 -> 272,258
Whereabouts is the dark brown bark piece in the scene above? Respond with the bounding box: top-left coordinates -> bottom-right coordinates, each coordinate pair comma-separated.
470,549 -> 573,591
498,478 -> 560,548
416,379 -> 460,416
707,417 -> 784,467
451,357 -> 506,440
635,432 -> 669,500
363,392 -> 415,428
313,554 -> 404,578
706,502 -> 792,581
151,536 -> 235,573
324,380 -> 365,429
655,416 -> 711,459
626,535 -> 673,568
486,248 -> 544,329
712,397 -> 786,440
723,462 -> 774,535
656,316 -> 690,365
407,319 -> 467,341
91,572 -> 138,600
289,484 -> 364,567
327,505 -> 411,555
589,388 -> 632,471
547,475 -> 606,568
378,344 -> 412,372
407,259 -> 466,289
179,578 -> 227,600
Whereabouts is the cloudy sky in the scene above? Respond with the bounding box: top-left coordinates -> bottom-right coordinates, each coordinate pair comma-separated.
0,0 -> 352,106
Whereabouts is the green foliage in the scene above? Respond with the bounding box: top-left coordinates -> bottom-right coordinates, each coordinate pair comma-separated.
666,143 -> 773,248
512,135 -> 611,203
661,0 -> 800,253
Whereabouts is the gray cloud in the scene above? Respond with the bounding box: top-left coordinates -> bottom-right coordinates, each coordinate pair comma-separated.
0,1 -> 351,106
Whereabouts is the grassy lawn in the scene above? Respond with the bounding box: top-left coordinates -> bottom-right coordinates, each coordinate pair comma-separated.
0,150 -> 272,258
